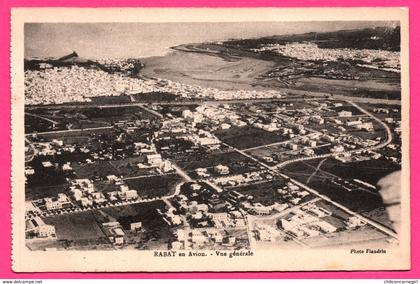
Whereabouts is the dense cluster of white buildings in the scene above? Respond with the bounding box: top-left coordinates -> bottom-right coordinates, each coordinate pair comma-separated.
25,65 -> 285,105
102,221 -> 126,246
44,194 -> 71,211
252,42 -> 400,72
210,171 -> 272,188
67,177 -> 139,209
279,206 -> 336,239
96,58 -> 142,73
25,66 -> 169,105
172,228 -> 230,250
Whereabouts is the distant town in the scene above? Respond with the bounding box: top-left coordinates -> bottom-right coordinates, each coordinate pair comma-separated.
24,26 -> 402,251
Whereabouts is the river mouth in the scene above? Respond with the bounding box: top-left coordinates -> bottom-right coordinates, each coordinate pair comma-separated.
140,48 -> 277,92
139,43 -> 401,104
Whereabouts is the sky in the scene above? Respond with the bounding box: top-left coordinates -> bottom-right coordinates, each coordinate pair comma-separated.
25,21 -> 398,59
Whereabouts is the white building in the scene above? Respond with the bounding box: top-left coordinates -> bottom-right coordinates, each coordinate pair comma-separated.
160,160 -> 173,173
124,190 -> 138,200
214,164 -> 229,175
27,217 -> 56,238
346,216 -> 366,228
130,222 -> 142,231
44,198 -> 62,211
146,154 -> 163,167
338,110 -> 352,117
80,197 -> 93,207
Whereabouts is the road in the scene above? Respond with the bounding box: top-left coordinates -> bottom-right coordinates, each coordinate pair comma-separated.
25,98 -> 394,147
25,112 -> 59,125
278,172 -> 398,239
137,104 -> 164,119
27,100 -> 397,241
227,102 -> 398,238
348,100 -> 393,148
122,172 -> 173,181
244,214 -> 257,249
25,91 -> 401,113
26,126 -> 114,136
25,97 -> 319,111
220,139 -> 398,240
162,181 -> 183,201
306,158 -> 327,184
170,160 -> 225,195
35,159 -> 196,219
171,162 -> 193,182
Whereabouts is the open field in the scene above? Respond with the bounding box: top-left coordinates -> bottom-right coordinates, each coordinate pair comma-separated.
26,184 -> 68,201
25,114 -> 60,133
75,106 -> 156,122
124,174 -> 182,198
43,211 -> 106,241
301,158 -> 400,186
230,178 -> 300,206
215,126 -> 288,150
292,77 -> 400,100
40,202 -> 172,249
102,201 -> 171,248
30,127 -> 117,143
90,95 -> 132,104
72,157 -> 156,180
26,106 -> 155,134
73,161 -> 120,179
132,92 -> 179,102
101,201 -> 167,230
282,158 -> 398,216
26,155 -> 74,200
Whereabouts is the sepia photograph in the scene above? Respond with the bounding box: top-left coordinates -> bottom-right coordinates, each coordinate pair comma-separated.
11,8 -> 410,272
